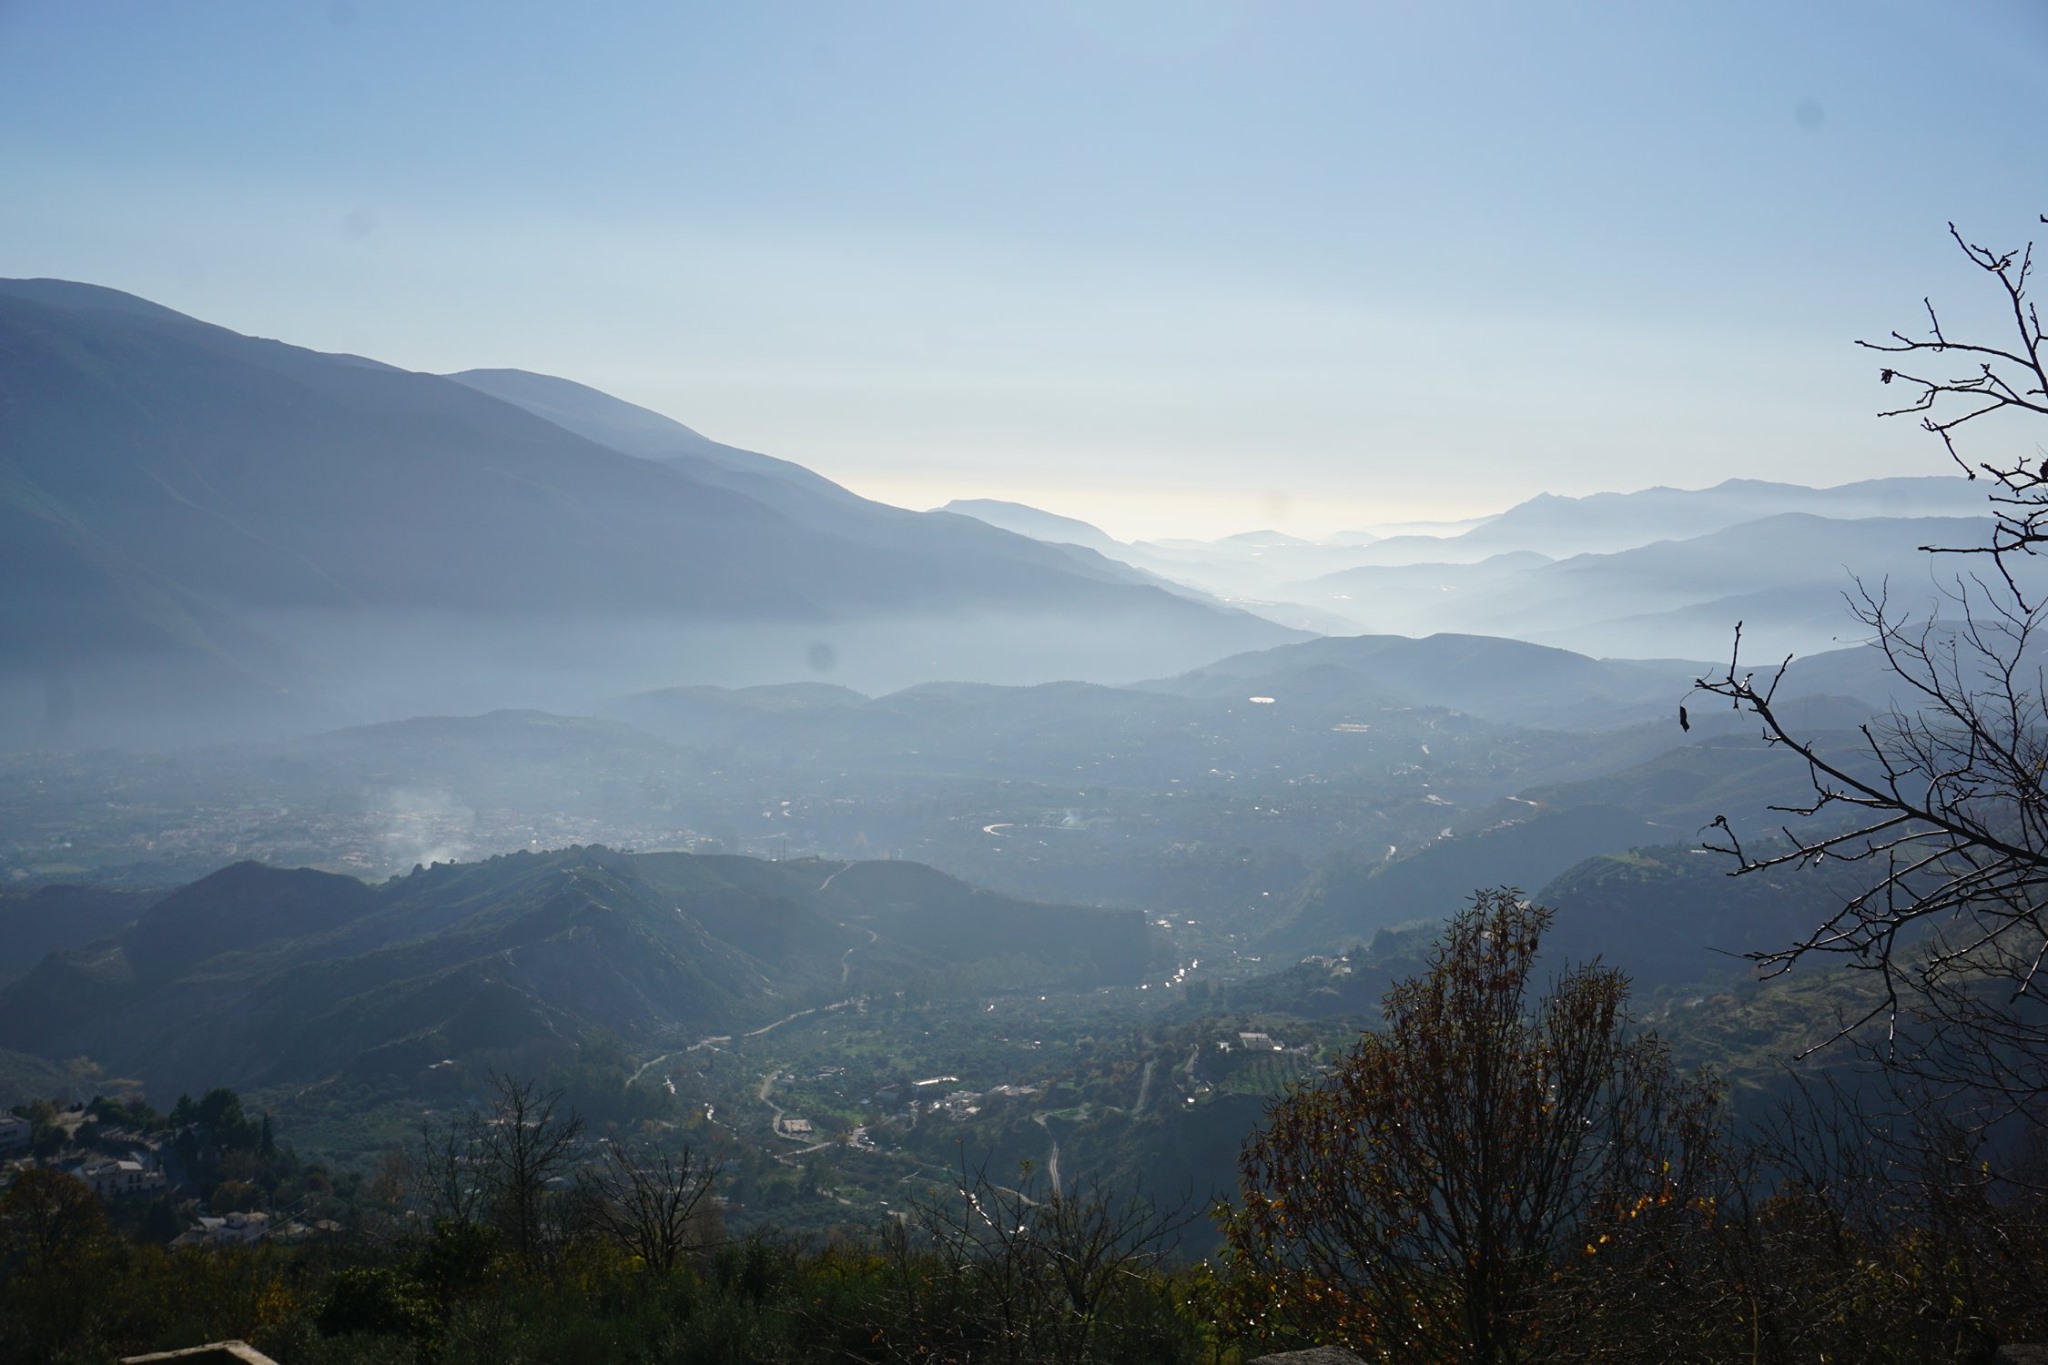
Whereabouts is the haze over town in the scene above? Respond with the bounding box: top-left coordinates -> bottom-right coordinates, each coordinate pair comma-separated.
8,5 -> 2048,1362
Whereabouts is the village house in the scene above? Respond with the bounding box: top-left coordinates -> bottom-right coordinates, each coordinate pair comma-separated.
0,1112 -> 29,1154
79,1156 -> 167,1199
171,1211 -> 272,1249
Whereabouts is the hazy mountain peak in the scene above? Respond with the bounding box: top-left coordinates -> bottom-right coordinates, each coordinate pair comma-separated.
445,363 -> 878,512
0,277 -> 203,326
0,281 -> 1301,743
1708,476 -> 1806,494
938,499 -> 1126,553
447,367 -> 721,452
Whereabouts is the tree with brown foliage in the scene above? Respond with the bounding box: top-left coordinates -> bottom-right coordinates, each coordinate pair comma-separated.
0,1166 -> 109,1278
1220,890 -> 1724,1364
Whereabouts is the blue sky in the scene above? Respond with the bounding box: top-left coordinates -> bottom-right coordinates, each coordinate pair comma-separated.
4,1 -> 2044,538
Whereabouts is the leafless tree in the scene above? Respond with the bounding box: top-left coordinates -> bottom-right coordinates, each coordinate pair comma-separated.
1861,216 -> 2048,574
1695,214 -> 2048,1128
411,1073 -> 586,1263
576,1137 -> 721,1275
413,1112 -> 488,1228
877,1156 -> 1196,1365
471,1072 -> 584,1263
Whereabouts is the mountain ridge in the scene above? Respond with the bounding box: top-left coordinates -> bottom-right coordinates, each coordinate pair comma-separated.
0,847 -> 1153,1097
0,277 -> 1301,744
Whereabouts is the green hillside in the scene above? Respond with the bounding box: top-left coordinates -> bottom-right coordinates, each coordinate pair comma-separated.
0,847 -> 1152,1099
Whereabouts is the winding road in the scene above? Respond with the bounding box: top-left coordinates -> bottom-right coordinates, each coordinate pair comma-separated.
627,996 -> 860,1090
744,996 -> 860,1039
1032,1112 -> 1062,1196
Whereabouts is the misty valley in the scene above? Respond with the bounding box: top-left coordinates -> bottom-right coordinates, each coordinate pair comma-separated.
6,273 -> 2048,1363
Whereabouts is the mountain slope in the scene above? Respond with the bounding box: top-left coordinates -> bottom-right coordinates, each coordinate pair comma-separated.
0,884 -> 155,984
1262,804 -> 1664,955
0,847 -> 1152,1096
450,372 -> 1229,605
1138,633 -> 1712,731
446,366 -> 866,509
1534,843 -> 1858,989
0,279 -> 1300,742
939,498 -> 1130,557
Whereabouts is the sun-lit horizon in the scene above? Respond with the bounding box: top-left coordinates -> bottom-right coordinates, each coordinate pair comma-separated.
6,0 -> 2043,535
831,475 -> 1488,544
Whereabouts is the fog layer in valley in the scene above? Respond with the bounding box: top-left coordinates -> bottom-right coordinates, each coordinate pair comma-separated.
0,271 -> 2015,1240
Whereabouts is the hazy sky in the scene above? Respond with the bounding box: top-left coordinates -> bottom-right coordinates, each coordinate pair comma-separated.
4,2 -> 2044,539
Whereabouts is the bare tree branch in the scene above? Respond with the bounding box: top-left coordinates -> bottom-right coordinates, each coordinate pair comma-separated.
577,1138 -> 720,1275
1700,214 -> 2048,1129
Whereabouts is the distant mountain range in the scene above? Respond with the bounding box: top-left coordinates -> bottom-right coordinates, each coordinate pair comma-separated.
1293,512 -> 1997,657
1350,477 -> 1990,563
0,847 -> 1151,1097
950,478 -> 2010,659
4,272 -> 2005,745
1135,632 -> 1707,731
0,278 -> 1298,745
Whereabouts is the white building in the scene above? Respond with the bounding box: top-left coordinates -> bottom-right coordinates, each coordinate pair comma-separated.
80,1156 -> 167,1199
172,1210 -> 273,1248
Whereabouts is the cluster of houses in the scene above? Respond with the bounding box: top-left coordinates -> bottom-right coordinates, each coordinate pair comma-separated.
1,1103 -> 331,1250
169,1209 -> 341,1249
1,1107 -> 172,1201
867,1076 -> 1042,1125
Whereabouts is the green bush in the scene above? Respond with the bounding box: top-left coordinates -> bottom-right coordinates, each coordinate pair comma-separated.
317,1266 -> 437,1342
